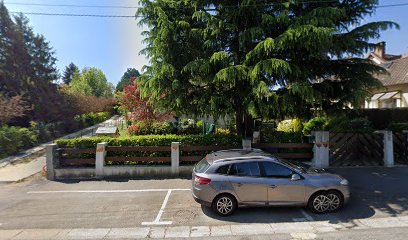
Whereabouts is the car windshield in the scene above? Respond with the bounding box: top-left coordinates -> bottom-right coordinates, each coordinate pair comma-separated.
278,158 -> 310,173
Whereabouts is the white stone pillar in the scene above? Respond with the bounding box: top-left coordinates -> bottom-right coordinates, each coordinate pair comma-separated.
252,131 -> 260,144
171,142 -> 180,175
45,143 -> 57,180
242,139 -> 252,150
95,142 -> 108,178
377,131 -> 394,167
312,131 -> 330,168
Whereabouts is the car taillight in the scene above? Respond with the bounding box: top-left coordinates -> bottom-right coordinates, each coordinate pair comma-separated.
194,176 -> 211,185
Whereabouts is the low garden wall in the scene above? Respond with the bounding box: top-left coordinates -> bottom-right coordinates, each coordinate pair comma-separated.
45,131 -> 405,180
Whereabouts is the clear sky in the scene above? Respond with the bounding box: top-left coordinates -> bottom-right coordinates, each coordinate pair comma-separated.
3,0 -> 408,86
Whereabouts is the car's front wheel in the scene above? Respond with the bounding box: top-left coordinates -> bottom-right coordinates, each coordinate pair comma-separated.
308,191 -> 343,213
212,194 -> 237,216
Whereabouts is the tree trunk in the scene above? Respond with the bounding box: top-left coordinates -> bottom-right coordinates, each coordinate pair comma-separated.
235,108 -> 254,139
243,113 -> 254,139
235,107 -> 244,137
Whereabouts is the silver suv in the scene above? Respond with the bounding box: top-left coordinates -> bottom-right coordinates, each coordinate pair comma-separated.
192,149 -> 350,216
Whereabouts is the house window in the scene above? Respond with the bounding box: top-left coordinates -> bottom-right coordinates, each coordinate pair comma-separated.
368,91 -> 401,109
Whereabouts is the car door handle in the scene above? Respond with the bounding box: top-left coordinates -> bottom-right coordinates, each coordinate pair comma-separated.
269,185 -> 277,189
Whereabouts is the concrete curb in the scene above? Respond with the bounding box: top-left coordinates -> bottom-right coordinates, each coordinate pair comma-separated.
1,215 -> 407,239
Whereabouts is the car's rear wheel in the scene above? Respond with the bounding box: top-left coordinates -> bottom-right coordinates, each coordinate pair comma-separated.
212,194 -> 237,216
308,191 -> 343,213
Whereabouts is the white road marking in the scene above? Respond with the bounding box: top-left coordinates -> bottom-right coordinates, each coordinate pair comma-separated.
27,188 -> 190,194
300,209 -> 314,221
142,190 -> 173,226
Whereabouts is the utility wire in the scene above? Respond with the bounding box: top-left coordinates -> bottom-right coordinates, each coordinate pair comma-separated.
7,2 -> 408,18
9,11 -> 138,18
5,2 -> 139,9
3,0 -> 393,9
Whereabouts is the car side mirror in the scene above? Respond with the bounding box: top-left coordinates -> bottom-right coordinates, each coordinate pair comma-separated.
291,173 -> 302,181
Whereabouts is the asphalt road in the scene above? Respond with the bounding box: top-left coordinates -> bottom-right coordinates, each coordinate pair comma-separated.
0,167 -> 407,239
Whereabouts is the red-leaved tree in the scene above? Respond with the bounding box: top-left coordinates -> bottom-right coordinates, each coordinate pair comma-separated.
116,78 -> 172,122
0,95 -> 31,124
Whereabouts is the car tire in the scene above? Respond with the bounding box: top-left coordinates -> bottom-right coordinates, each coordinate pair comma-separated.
212,194 -> 237,216
308,191 -> 343,214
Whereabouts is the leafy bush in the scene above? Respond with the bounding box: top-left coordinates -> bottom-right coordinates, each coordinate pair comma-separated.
0,125 -> 38,158
260,123 -> 305,143
30,121 -> 52,142
127,124 -> 141,135
128,120 -> 174,136
325,117 -> 374,133
302,117 -> 328,135
74,112 -> 111,128
261,130 -> 305,143
387,123 -> 408,132
216,128 -> 231,135
277,118 -> 303,133
178,118 -> 202,135
56,134 -> 242,149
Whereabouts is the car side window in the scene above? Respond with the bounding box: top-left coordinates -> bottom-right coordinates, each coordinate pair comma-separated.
215,164 -> 230,175
261,162 -> 293,178
229,162 -> 261,177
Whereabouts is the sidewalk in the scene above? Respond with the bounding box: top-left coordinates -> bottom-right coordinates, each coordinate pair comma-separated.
0,116 -> 120,183
1,215 -> 408,239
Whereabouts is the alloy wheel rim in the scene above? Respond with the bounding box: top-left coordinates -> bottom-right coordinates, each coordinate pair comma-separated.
326,193 -> 341,211
313,194 -> 330,212
217,197 -> 233,214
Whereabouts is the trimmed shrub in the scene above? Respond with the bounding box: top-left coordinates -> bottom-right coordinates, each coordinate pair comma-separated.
387,123 -> 408,132
55,134 -> 242,149
325,117 -> 374,133
261,131 -> 305,143
302,117 -> 328,135
127,120 -> 174,136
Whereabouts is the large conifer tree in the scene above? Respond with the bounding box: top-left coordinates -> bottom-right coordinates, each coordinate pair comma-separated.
138,0 -> 397,137
0,2 -> 64,123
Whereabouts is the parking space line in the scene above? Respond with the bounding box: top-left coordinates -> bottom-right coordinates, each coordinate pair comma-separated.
142,190 -> 173,226
27,189 -> 190,194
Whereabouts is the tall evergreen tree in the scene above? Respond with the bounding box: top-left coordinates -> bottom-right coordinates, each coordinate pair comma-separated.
0,2 -> 63,123
138,0 -> 398,137
62,62 -> 79,85
116,68 -> 140,92
13,13 -> 58,84
0,3 -> 31,95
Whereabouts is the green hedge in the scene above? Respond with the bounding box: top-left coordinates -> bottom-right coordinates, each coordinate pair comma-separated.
74,112 -> 111,128
56,134 -> 241,166
0,125 -> 38,158
55,134 -> 242,149
260,122 -> 307,143
387,123 -> 408,132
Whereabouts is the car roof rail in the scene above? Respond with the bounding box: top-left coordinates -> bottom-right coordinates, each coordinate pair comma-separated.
213,148 -> 263,154
213,155 -> 270,163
